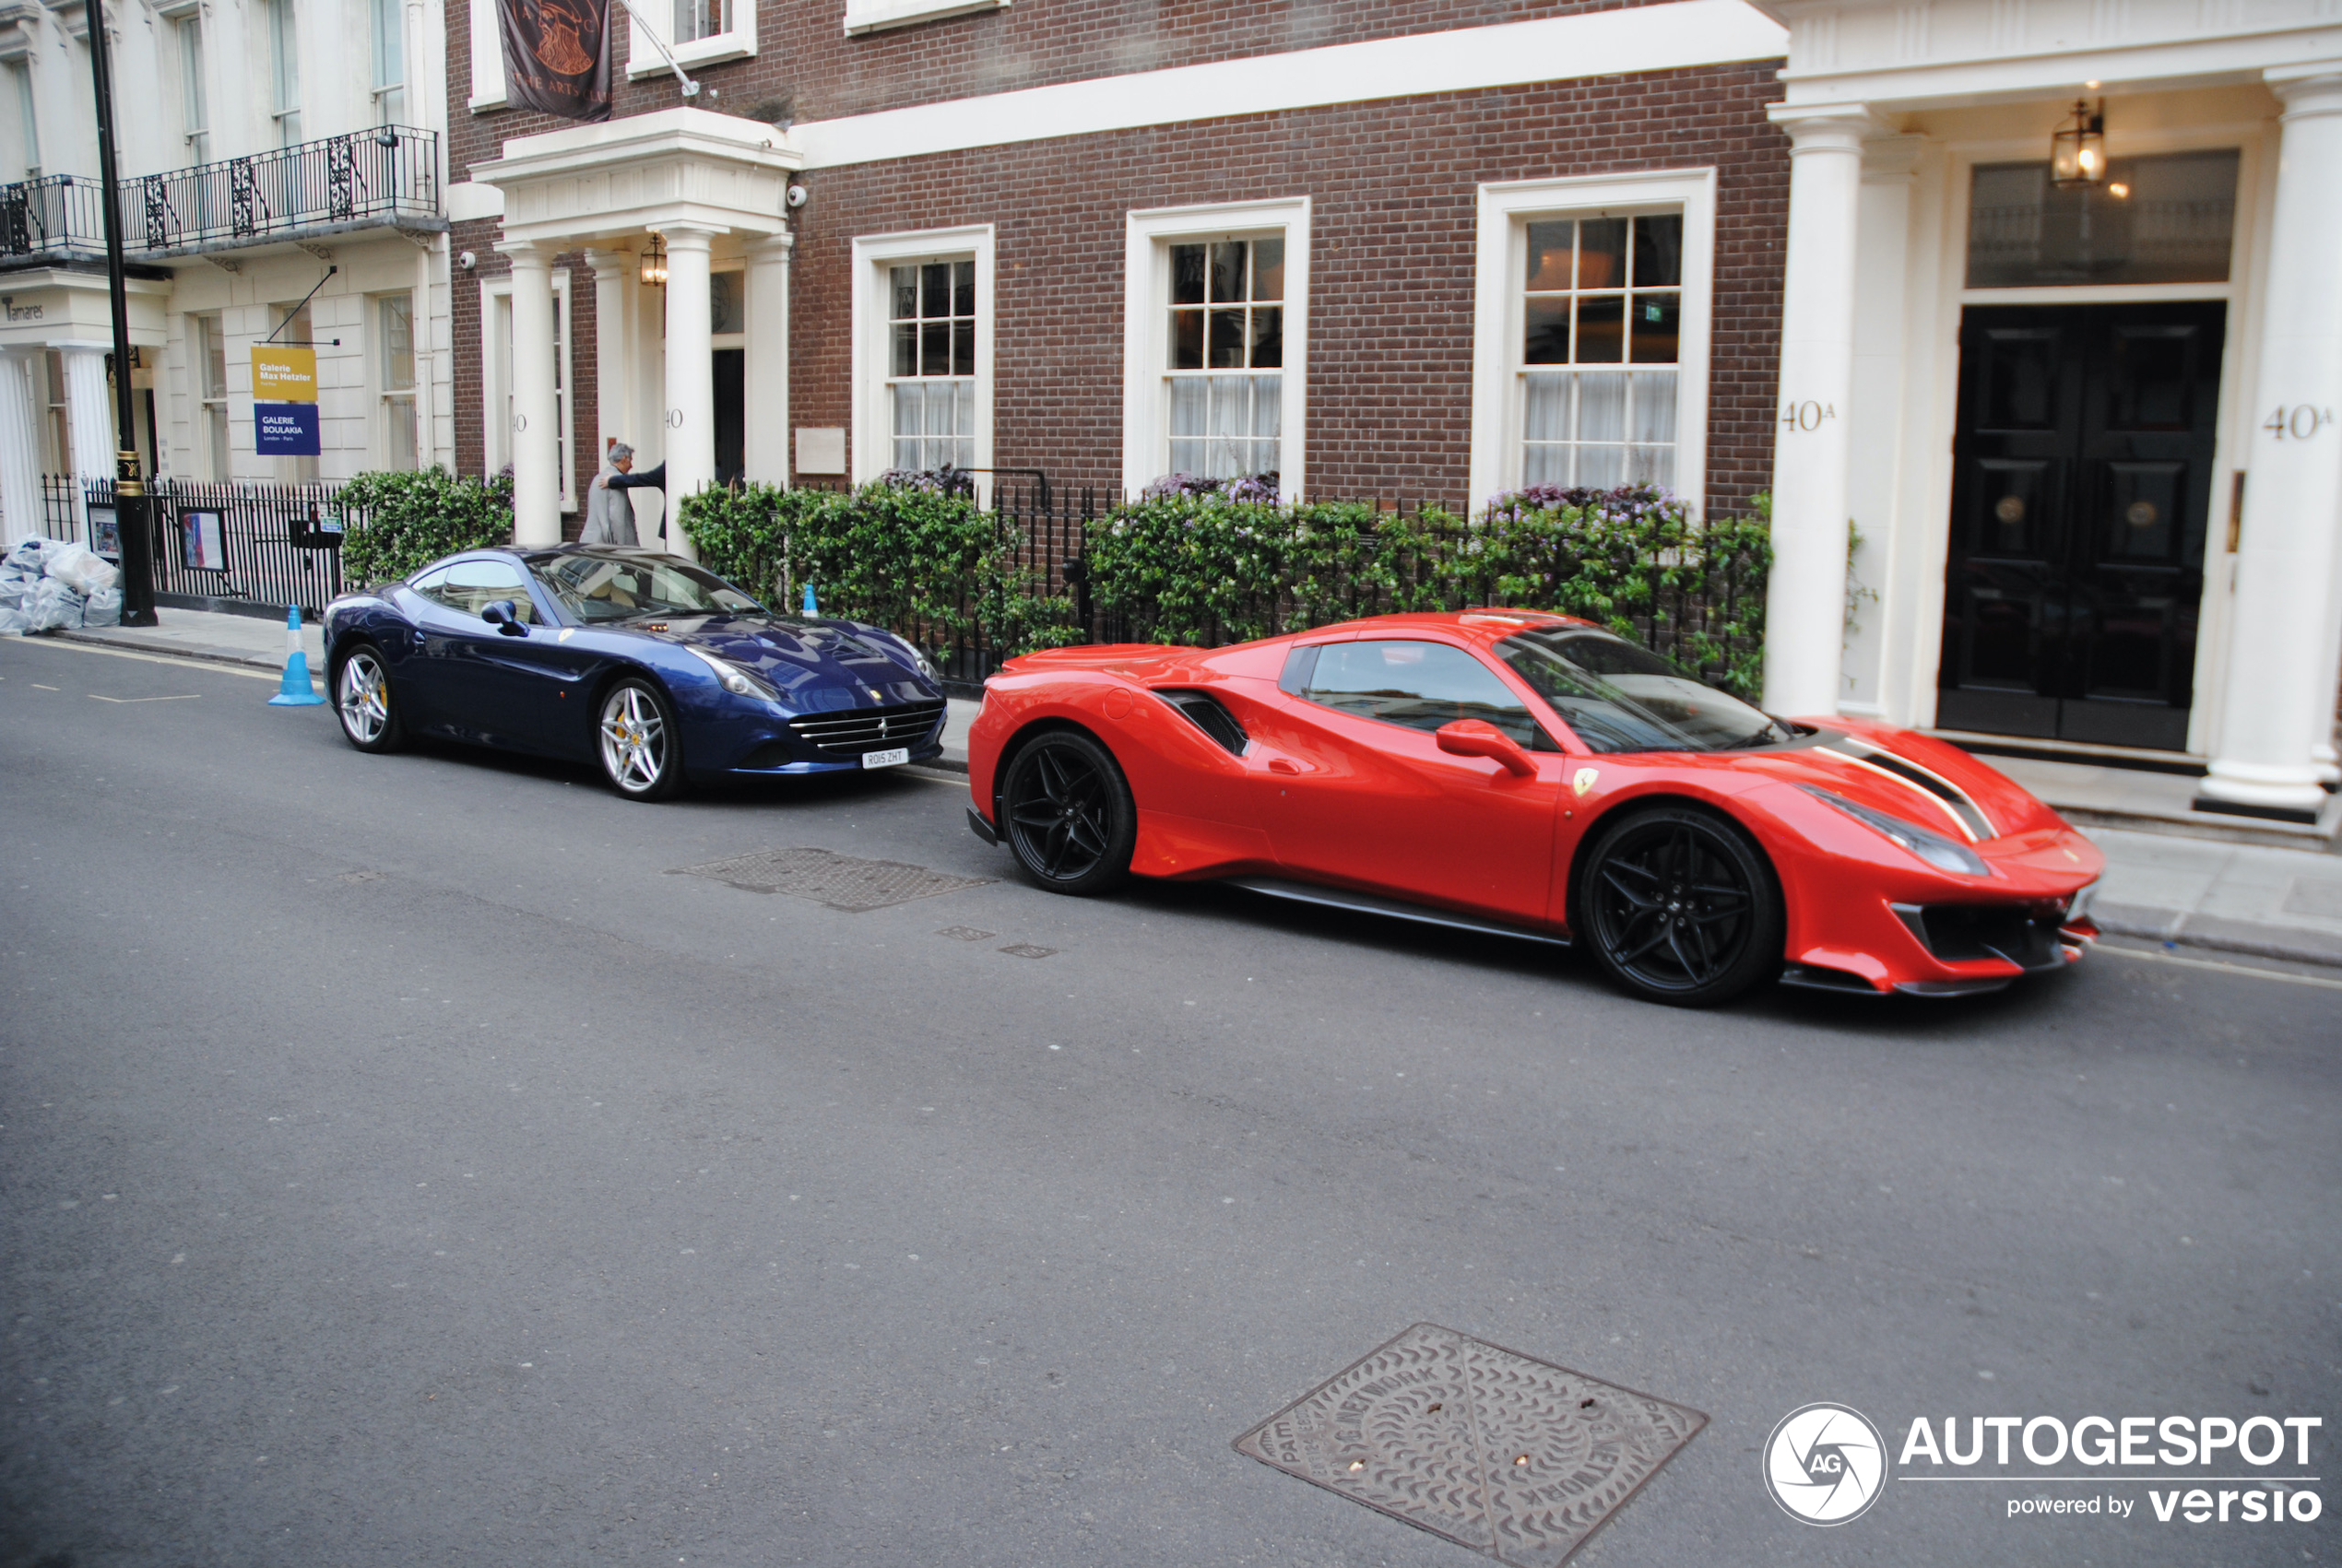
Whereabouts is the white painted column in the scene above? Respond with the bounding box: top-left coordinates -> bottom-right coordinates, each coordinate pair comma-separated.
744,232 -> 793,487
414,238 -> 441,470
1840,135 -> 1922,716
585,246 -> 636,463
60,346 -> 116,539
660,225 -> 717,560
61,346 -> 117,480
1761,104 -> 1884,718
2196,68 -> 2342,820
502,242 -> 562,546
0,350 -> 43,547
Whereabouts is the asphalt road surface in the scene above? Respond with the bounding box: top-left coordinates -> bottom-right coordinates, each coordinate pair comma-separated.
3,634 -> 2335,1568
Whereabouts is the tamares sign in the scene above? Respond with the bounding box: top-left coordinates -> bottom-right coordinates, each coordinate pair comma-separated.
496,0 -> 613,122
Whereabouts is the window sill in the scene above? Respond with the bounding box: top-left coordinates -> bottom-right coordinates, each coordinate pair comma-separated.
627,30 -> 755,77
844,0 -> 1005,37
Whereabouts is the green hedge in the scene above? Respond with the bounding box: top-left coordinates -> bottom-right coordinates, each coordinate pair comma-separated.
337,467 -> 514,584
679,480 -> 1080,659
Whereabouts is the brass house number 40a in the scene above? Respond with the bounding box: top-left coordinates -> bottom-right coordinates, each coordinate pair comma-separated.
2265,406 -> 2335,441
1781,401 -> 1837,431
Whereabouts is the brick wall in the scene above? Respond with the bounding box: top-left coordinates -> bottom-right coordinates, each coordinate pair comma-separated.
787,64 -> 1786,512
448,0 -> 1674,182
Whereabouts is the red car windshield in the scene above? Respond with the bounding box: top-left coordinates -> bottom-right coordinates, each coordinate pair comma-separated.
1495,628 -> 1788,753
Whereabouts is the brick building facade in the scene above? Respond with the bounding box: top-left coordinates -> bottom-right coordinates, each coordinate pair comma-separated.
446,0 -> 2342,821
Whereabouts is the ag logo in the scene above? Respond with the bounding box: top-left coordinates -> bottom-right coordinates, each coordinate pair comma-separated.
1763,1403 -> 1887,1525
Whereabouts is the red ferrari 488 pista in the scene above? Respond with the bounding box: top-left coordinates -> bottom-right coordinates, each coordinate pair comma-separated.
964,610 -> 2103,1007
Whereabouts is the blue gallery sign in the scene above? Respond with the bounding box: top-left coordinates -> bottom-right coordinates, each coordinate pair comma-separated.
254,401 -> 320,456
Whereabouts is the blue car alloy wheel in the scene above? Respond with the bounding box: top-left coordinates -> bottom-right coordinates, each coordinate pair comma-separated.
597,678 -> 683,800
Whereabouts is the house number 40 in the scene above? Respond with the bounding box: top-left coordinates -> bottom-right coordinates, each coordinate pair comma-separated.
1781,400 -> 1837,431
2265,405 -> 2335,440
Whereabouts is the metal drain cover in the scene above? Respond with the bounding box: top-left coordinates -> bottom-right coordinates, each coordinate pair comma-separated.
672,847 -> 993,912
1234,1323 -> 1706,1567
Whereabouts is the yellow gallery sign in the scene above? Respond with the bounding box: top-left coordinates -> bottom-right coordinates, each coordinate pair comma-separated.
251,346 -> 317,403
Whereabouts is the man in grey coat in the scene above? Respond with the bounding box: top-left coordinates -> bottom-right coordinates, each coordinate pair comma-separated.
582,442 -> 643,545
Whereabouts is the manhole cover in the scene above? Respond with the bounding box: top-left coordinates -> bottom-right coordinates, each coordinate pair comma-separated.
999,943 -> 1056,959
938,925 -> 997,942
1234,1323 -> 1706,1567
672,847 -> 993,912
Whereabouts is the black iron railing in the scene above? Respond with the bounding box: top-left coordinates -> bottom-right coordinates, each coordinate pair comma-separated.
2,125 -> 438,261
41,476 -> 353,614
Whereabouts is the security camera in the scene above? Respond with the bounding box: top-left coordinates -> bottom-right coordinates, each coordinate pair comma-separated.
457,250 -> 476,269
785,183 -> 809,210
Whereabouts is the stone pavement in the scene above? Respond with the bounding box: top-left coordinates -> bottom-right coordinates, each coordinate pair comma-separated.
38,606 -> 2342,968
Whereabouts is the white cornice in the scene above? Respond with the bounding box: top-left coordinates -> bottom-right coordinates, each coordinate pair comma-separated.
1765,0 -> 2335,109
473,108 -> 804,244
792,0 -> 1790,170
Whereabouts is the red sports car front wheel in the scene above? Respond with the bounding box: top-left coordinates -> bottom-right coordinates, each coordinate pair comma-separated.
1578,805 -> 1783,1008
1000,731 -> 1137,895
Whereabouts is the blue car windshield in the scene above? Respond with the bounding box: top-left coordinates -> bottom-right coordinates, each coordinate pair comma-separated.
529,554 -> 762,623
1494,627 -> 1789,753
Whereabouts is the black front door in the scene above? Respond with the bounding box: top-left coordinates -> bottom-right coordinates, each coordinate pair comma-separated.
1937,301 -> 2224,751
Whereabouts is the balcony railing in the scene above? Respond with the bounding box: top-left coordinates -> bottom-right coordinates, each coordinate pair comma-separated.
1,124 -> 439,262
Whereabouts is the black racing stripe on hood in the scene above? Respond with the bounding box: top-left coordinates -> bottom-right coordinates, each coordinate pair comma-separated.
1830,742 -> 1996,840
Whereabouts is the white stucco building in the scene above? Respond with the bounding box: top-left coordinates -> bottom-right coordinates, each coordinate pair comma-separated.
1754,0 -> 2342,820
0,0 -> 453,543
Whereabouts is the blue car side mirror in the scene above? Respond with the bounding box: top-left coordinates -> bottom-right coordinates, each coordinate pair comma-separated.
482,599 -> 529,636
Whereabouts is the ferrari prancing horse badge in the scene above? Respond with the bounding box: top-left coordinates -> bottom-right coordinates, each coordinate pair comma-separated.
1573,767 -> 1600,797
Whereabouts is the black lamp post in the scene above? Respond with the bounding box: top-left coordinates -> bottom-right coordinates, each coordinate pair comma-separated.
81,0 -> 157,626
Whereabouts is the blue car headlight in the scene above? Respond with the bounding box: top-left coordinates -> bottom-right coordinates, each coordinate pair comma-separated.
684,645 -> 779,701
885,632 -> 938,681
1799,785 -> 1991,878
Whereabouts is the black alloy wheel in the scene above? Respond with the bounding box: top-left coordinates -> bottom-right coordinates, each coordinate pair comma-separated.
332,643 -> 406,754
1000,731 -> 1136,895
1578,805 -> 1781,1007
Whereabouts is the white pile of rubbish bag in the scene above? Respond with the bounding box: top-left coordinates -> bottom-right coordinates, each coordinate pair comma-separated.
0,537 -> 124,633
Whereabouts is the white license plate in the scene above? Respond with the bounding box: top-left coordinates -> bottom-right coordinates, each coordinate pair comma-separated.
861,747 -> 911,769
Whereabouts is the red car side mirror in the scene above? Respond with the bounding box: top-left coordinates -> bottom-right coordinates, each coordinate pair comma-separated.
1437,719 -> 1536,777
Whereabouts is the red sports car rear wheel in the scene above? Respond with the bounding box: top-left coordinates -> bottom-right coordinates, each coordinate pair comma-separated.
1578,805 -> 1782,1007
1000,731 -> 1136,895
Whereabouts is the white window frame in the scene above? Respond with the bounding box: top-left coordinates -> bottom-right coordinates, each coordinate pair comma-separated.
370,0 -> 407,125
265,0 -> 302,147
1122,196 -> 1310,498
481,271 -> 577,511
849,225 -> 994,489
5,56 -> 39,181
375,290 -> 419,470
627,0 -> 755,79
192,311 -> 231,480
1469,170 -> 1715,515
467,0 -> 506,109
843,0 -> 1007,36
167,10 -> 209,163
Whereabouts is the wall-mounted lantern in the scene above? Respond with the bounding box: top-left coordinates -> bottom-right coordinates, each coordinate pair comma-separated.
2051,99 -> 2106,189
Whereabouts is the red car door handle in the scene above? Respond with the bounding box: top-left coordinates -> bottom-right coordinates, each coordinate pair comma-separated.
1267,758 -> 1303,776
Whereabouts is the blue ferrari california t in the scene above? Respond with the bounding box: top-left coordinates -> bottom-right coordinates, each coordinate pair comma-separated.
321,547 -> 949,799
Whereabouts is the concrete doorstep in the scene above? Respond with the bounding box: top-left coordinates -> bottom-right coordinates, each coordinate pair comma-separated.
33,607 -> 2342,972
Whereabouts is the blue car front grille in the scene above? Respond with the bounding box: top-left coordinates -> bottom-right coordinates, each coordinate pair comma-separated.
787,698 -> 948,757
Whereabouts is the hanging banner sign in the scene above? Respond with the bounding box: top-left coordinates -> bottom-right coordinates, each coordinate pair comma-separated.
252,346 -> 321,456
497,0 -> 613,122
